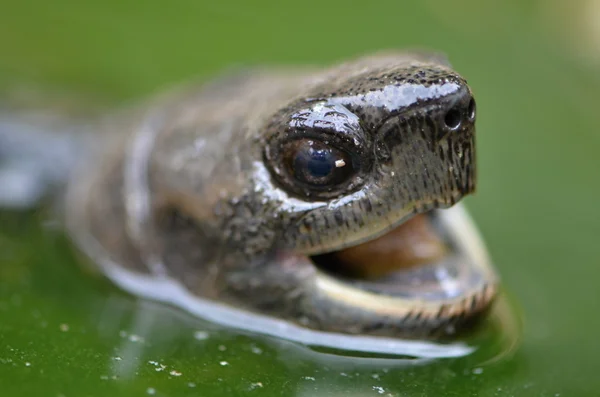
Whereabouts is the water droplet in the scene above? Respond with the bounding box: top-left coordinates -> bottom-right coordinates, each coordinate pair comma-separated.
193,330 -> 209,340
128,334 -> 144,343
249,382 -> 264,390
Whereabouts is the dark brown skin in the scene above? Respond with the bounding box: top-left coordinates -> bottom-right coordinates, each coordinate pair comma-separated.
67,51 -> 497,338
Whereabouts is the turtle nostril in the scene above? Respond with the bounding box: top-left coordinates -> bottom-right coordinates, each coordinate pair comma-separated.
444,106 -> 462,130
467,98 -> 476,121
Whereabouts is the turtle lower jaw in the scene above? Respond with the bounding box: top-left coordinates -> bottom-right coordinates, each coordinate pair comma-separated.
306,203 -> 498,336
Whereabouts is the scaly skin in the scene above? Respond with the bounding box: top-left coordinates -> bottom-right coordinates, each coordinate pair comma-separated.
62,51 -> 496,338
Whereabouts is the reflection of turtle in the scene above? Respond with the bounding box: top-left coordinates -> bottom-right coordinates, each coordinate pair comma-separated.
0,51 -> 498,342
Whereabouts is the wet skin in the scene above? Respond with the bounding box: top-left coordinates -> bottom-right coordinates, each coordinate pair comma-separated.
67,51 -> 498,338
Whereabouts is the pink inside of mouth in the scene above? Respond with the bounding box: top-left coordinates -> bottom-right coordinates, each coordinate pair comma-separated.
314,213 -> 449,280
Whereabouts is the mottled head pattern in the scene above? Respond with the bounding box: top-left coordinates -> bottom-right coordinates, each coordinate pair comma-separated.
263,56 -> 477,255
71,51 -> 489,338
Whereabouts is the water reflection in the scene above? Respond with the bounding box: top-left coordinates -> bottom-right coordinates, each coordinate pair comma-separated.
89,277 -> 521,389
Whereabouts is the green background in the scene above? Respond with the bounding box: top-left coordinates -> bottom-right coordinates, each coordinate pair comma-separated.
1,0 -> 599,396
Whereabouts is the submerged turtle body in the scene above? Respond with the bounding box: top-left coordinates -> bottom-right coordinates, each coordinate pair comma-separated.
9,51 -> 499,339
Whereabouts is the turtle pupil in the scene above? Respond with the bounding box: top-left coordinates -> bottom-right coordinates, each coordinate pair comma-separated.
296,147 -> 334,178
283,139 -> 355,191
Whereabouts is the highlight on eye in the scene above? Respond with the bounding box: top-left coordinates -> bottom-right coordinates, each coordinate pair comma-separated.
283,139 -> 356,193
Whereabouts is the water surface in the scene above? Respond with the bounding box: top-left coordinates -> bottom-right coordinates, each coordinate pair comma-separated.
1,1 -> 599,396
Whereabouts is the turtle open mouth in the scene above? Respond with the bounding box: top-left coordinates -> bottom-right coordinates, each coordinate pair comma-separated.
309,204 -> 498,329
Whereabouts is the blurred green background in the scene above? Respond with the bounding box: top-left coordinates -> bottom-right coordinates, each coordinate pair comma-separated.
1,0 -> 599,396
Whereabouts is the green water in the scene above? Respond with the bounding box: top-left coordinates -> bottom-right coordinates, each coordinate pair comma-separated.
1,1 -> 599,396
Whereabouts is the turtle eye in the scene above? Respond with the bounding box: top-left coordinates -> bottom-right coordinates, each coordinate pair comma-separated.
284,139 -> 355,189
